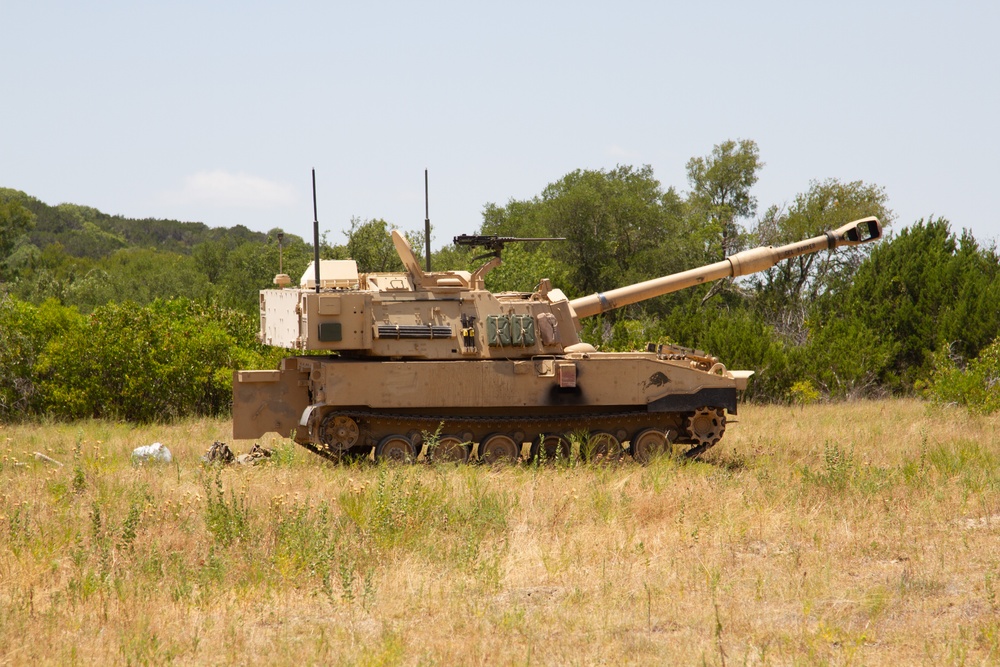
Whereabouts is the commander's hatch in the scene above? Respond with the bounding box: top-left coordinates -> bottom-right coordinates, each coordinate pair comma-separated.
391,229 -> 473,290
391,230 -> 425,280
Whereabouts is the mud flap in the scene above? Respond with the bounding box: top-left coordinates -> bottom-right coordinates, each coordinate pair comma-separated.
232,365 -> 310,441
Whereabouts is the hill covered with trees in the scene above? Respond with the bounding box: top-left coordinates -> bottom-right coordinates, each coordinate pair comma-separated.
1,139 -> 998,423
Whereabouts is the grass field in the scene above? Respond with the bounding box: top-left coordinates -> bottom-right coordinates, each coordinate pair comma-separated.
2,399 -> 999,665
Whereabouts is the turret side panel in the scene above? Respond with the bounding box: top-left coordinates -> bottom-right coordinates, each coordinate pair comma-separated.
259,284 -> 585,359
260,289 -> 303,349
300,292 -> 370,350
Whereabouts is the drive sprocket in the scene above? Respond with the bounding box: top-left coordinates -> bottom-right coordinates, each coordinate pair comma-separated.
685,406 -> 725,454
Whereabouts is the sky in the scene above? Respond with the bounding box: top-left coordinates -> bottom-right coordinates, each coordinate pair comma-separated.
3,1 -> 999,251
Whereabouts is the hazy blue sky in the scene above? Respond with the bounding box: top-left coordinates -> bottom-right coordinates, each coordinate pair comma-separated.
3,1 -> 998,250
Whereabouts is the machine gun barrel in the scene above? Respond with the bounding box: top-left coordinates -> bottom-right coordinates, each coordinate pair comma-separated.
569,216 -> 882,319
454,234 -> 565,258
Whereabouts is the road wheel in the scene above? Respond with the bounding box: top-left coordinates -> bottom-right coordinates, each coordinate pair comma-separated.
582,430 -> 623,464
480,433 -> 520,465
376,435 -> 415,463
631,428 -> 671,465
530,433 -> 571,463
428,435 -> 469,464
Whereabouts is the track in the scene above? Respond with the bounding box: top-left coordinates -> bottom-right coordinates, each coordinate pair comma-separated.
300,407 -> 727,464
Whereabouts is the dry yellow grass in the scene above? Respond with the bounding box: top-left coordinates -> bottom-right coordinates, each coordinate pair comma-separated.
2,399 -> 999,665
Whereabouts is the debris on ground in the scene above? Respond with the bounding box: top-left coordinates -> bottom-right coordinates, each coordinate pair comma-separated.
236,443 -> 273,466
132,442 -> 173,465
33,452 -> 64,467
202,441 -> 235,465
202,441 -> 272,466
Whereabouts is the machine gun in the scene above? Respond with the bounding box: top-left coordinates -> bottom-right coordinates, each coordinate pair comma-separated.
453,234 -> 565,260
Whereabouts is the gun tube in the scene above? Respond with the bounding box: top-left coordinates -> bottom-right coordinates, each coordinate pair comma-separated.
568,217 -> 881,319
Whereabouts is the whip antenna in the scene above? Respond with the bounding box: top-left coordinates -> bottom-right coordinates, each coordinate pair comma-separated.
424,169 -> 431,272
312,168 -> 320,293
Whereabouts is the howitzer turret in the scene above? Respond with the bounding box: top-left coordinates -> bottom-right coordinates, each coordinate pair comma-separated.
233,216 -> 881,464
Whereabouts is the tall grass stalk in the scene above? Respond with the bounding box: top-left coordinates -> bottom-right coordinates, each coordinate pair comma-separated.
0,400 -> 998,664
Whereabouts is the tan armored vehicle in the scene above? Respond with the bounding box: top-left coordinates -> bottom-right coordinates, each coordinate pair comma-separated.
233,216 -> 881,463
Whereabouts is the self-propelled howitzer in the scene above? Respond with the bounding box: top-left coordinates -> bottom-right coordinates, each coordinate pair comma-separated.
232,216 -> 881,463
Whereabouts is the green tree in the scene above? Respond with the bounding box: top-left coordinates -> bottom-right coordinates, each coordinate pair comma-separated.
343,217 -> 412,273
698,306 -> 793,401
845,218 -> 1000,389
0,195 -> 36,280
475,242 -> 571,293
799,314 -> 894,399
749,179 -> 894,343
216,233 -> 312,314
541,165 -> 686,298
480,199 -> 547,238
61,248 -> 214,312
7,243 -> 96,305
478,165 -> 688,306
685,139 -> 763,260
193,239 -> 230,284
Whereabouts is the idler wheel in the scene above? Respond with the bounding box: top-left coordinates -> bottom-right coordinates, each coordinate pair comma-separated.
530,433 -> 571,463
479,433 -> 520,465
427,435 -> 469,464
320,414 -> 360,454
582,430 -> 623,464
631,428 -> 676,465
376,435 -> 415,463
685,407 -> 726,455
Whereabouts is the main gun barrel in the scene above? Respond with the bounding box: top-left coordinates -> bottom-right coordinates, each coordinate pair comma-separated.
569,216 -> 882,319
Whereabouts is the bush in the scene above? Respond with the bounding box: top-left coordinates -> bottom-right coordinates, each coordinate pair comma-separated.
845,219 -> 1000,391
26,297 -> 280,422
697,308 -> 793,402
927,338 -> 1000,414
0,296 -> 82,420
580,313 -> 674,352
799,315 -> 893,399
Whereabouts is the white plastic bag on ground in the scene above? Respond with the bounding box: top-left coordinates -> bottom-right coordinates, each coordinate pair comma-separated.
132,442 -> 173,465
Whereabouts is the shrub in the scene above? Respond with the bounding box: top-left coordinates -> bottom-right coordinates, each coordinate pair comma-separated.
32,297 -> 279,421
0,296 -> 82,419
799,315 -> 893,399
927,338 -> 1000,414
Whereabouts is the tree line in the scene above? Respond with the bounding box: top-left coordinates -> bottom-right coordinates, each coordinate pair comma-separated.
1,139 -> 998,422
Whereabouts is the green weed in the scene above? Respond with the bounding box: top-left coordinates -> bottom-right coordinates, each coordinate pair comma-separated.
202,469 -> 250,546
801,441 -> 894,495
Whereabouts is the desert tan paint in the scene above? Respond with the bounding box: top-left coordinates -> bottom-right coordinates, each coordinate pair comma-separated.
233,217 -> 881,455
